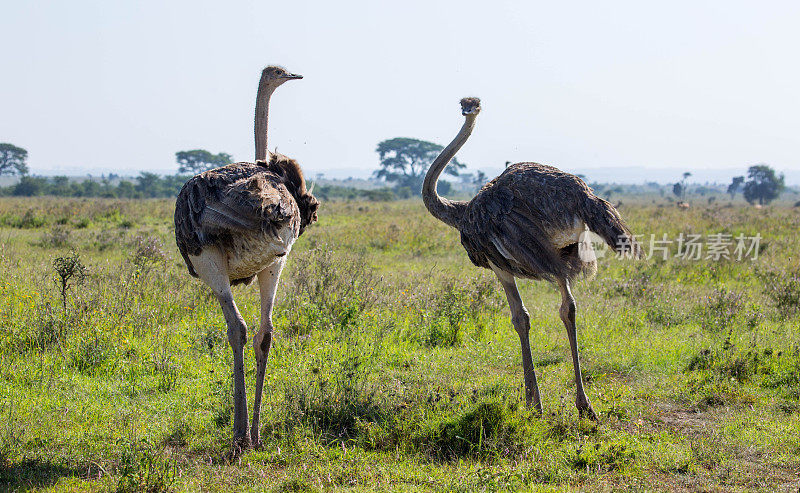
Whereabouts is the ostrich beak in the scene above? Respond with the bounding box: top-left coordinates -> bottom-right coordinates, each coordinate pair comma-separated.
283,73 -> 303,80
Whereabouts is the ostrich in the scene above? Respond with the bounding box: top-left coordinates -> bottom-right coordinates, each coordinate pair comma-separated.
422,97 -> 641,419
174,66 -> 319,448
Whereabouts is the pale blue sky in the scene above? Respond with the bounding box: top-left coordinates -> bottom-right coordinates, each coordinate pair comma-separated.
1,1 -> 799,181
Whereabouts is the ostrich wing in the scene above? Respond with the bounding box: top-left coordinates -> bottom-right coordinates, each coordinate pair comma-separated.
200,174 -> 297,236
175,163 -> 299,278
460,184 -> 570,281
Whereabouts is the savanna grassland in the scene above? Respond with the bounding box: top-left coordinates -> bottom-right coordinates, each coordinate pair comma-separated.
0,196 -> 799,492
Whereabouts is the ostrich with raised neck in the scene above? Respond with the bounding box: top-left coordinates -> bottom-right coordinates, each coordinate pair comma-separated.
422,97 -> 641,419
174,65 -> 319,449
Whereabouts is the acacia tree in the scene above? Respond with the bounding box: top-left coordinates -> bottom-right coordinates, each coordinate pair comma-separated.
176,149 -> 233,174
743,164 -> 784,205
672,171 -> 691,202
374,137 -> 465,192
672,182 -> 683,201
0,143 -> 29,175
727,176 -> 744,199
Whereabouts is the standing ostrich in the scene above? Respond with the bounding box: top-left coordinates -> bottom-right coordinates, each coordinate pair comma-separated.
422,98 -> 641,419
174,66 -> 319,448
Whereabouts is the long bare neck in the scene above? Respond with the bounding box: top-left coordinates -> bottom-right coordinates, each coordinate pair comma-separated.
254,79 -> 276,162
422,114 -> 477,228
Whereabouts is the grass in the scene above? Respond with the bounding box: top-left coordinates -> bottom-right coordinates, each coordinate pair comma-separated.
0,196 -> 798,491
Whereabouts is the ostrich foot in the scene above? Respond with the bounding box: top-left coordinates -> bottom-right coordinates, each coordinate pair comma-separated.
229,432 -> 252,458
578,402 -> 598,421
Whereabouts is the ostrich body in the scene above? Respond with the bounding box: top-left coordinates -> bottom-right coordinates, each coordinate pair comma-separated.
422,98 -> 641,418
174,66 -> 319,448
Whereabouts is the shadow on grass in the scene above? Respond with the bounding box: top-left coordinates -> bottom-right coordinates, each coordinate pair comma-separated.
0,459 -> 92,491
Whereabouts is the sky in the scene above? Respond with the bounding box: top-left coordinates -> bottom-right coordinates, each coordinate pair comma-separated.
1,1 -> 799,183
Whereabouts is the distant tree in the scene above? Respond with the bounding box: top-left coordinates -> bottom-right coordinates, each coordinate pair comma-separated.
136,172 -> 163,197
374,137 -> 464,192
473,170 -> 487,186
12,176 -> 47,196
672,172 -> 691,202
727,176 -> 744,199
176,149 -> 233,174
50,176 -> 71,196
117,180 -> 137,198
743,164 -> 784,205
0,143 -> 29,176
672,182 -> 683,201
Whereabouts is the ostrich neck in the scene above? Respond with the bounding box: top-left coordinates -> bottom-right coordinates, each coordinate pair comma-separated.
254,82 -> 277,162
422,114 -> 476,228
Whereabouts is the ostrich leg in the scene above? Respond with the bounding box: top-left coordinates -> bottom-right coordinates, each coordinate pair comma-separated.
189,249 -> 251,447
492,266 -> 542,413
557,278 -> 597,420
250,257 -> 286,446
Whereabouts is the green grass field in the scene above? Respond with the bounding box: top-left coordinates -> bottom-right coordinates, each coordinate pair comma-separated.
0,197 -> 799,491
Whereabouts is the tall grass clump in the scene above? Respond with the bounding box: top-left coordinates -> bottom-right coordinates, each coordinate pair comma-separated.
697,288 -> 746,332
416,400 -> 522,460
421,278 -> 503,347
281,353 -> 388,442
116,439 -> 177,493
760,268 -> 800,316
39,225 -> 72,248
282,246 -> 380,336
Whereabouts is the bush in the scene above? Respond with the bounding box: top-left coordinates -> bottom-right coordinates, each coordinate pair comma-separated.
15,209 -> 45,228
283,246 -> 380,336
570,436 -> 640,472
422,278 -> 503,347
698,288 -> 746,332
116,439 -> 177,493
761,268 -> 800,316
282,354 -> 387,441
605,273 -> 652,300
52,250 -> 87,315
417,401 -> 520,459
39,225 -> 71,248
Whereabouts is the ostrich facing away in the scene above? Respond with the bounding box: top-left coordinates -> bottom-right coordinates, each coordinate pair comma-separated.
174,66 -> 319,448
422,98 -> 642,419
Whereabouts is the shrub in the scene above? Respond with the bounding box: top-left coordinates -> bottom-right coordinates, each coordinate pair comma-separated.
422,278 -> 503,347
39,225 -> 71,248
52,250 -> 87,315
16,209 -> 45,228
698,288 -> 745,332
283,246 -> 380,336
761,268 -> 800,316
282,354 -> 387,441
274,478 -> 320,493
570,436 -> 640,472
605,273 -> 652,300
417,401 -> 520,459
116,439 -> 177,493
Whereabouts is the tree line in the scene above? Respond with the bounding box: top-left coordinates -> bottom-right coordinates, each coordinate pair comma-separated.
0,173 -> 188,198
0,141 -> 790,203
0,147 -> 227,198
672,165 -> 785,205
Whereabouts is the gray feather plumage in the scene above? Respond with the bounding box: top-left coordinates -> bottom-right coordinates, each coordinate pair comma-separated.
459,163 -> 641,282
174,154 -> 319,285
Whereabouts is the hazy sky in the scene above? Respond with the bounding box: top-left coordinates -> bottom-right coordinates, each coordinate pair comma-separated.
2,1 -> 799,181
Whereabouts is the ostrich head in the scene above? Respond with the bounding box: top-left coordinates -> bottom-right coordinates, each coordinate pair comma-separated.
260,65 -> 303,87
460,97 -> 481,116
